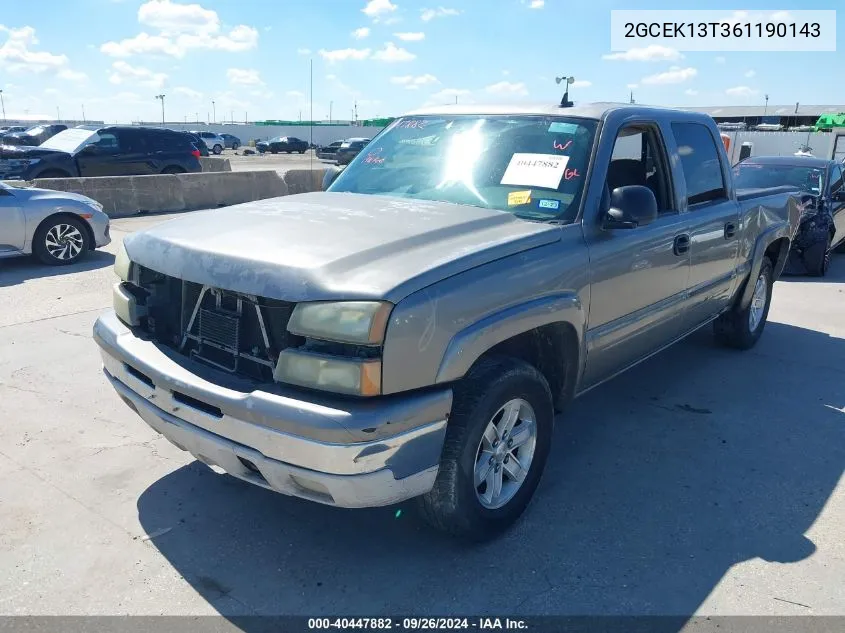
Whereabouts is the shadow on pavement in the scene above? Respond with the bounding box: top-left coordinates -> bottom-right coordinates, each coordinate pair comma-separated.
0,249 -> 115,287
137,320 -> 845,625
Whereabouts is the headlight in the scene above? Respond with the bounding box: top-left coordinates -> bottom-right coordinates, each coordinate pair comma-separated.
287,301 -> 392,345
114,241 -> 132,282
274,351 -> 381,396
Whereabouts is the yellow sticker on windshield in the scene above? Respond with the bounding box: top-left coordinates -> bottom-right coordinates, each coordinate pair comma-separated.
508,190 -> 532,206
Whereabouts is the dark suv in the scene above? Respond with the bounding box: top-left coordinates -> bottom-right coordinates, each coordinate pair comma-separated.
0,126 -> 203,180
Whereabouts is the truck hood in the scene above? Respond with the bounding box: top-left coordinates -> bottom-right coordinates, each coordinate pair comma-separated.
125,191 -> 561,302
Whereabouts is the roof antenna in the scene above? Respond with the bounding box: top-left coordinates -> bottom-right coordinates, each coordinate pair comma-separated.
556,76 -> 574,108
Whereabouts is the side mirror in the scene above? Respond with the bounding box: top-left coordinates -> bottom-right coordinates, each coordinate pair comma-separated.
79,144 -> 99,155
603,185 -> 658,229
322,165 -> 343,191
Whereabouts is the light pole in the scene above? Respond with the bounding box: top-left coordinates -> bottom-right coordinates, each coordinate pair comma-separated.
82,104 -> 86,123
212,100 -> 216,124
155,94 -> 166,124
329,100 -> 333,124
555,76 -> 574,107
0,90 -> 6,123
764,94 -> 769,118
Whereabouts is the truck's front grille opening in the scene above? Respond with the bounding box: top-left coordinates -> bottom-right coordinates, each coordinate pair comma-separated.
172,390 -> 223,418
133,267 -> 303,383
125,363 -> 154,389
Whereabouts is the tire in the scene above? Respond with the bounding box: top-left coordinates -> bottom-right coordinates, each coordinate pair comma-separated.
806,235 -> 832,277
299,149 -> 306,154
713,256 -> 774,350
212,144 -> 223,155
270,149 -> 278,154
232,142 -> 239,150
416,356 -> 554,540
161,166 -> 185,175
33,216 -> 90,266
36,169 -> 71,179
834,238 -> 845,254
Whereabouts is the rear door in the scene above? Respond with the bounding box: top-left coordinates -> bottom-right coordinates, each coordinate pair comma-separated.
670,121 -> 741,327
0,187 -> 26,253
581,121 -> 691,388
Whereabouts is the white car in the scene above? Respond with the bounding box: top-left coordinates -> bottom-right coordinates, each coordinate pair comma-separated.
188,131 -> 225,155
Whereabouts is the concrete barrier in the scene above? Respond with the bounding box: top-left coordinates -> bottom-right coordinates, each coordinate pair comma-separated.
199,156 -> 232,172
29,168 -> 326,217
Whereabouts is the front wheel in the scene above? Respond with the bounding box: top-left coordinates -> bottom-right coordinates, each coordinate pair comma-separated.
33,216 -> 90,266
416,356 -> 554,540
713,256 -> 773,350
806,235 -> 831,277
212,144 -> 223,155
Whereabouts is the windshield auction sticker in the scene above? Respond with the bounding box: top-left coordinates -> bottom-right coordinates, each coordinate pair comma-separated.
501,154 -> 569,190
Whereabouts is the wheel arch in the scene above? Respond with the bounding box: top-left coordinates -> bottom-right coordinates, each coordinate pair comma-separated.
737,227 -> 791,312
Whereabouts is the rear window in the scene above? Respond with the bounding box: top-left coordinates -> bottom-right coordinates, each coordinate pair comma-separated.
671,122 -> 727,206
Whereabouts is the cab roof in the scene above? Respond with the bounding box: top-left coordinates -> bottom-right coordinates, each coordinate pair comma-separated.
403,102 -> 708,122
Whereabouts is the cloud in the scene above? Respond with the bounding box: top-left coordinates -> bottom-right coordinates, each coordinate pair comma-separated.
100,0 -> 258,57
226,68 -> 262,86
641,66 -> 697,85
571,80 -> 591,88
626,83 -> 638,89
362,0 -> 397,18
394,32 -> 425,41
684,88 -> 698,96
352,27 -> 371,39
391,73 -> 438,89
372,42 -> 415,62
286,90 -> 305,98
297,47 -> 311,56
421,7 -> 461,21
108,60 -> 168,89
725,85 -> 759,97
58,69 -> 88,81
174,86 -> 202,99
715,56 -> 726,63
430,87 -> 470,100
485,80 -> 528,96
0,24 -> 73,74
526,0 -> 544,8
744,69 -> 756,78
319,47 -> 371,62
603,46 -> 682,62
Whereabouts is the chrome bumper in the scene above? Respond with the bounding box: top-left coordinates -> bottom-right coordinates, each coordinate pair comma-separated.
93,310 -> 451,508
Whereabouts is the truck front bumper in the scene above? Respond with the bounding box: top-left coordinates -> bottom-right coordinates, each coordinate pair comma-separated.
93,310 -> 452,508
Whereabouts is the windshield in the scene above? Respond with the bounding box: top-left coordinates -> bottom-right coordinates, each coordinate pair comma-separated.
733,162 -> 825,195
39,128 -> 99,154
329,115 -> 597,222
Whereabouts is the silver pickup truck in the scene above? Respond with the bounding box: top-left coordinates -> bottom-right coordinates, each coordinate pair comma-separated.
94,103 -> 800,540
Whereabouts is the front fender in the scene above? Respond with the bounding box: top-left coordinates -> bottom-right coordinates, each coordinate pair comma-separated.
435,293 -> 585,384
738,223 -> 792,312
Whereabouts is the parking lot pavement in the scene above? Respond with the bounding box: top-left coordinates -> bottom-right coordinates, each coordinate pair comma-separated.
223,149 -> 334,173
1,212 -> 844,619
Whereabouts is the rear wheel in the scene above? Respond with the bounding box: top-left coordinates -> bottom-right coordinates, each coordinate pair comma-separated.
299,149 -> 306,154
714,256 -> 773,350
416,356 -> 554,540
33,216 -> 90,266
212,144 -> 223,155
231,142 -> 240,150
806,235 -> 832,277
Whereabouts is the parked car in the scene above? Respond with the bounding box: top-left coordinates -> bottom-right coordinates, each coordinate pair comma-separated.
95,103 -> 799,540
335,137 -> 371,165
181,131 -> 209,157
2,124 -> 67,147
0,126 -> 27,136
733,155 -> 845,276
188,130 -> 226,155
220,133 -> 241,150
316,140 -> 343,161
0,126 -> 202,180
263,136 -> 309,154
0,182 -> 110,265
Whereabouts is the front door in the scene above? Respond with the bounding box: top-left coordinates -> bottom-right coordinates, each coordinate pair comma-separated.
0,187 -> 26,253
669,122 -> 741,326
581,122 -> 691,389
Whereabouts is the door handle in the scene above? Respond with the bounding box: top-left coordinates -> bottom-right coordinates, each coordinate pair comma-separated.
724,222 -> 737,238
673,233 -> 690,256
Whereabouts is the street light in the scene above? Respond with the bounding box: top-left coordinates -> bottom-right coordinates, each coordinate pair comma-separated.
555,76 -> 574,107
212,100 -> 216,124
764,94 -> 769,118
155,94 -> 166,125
0,90 -> 5,123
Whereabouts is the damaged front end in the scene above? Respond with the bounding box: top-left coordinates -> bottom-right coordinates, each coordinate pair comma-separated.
783,197 -> 834,275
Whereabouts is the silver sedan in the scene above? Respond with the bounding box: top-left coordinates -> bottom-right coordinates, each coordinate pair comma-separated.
0,182 -> 111,265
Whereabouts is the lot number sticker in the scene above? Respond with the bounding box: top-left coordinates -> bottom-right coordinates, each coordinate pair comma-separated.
501,153 -> 569,190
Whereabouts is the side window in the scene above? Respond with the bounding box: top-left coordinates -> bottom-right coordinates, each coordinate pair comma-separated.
671,122 -> 728,206
93,133 -> 120,151
608,124 -> 672,213
116,130 -> 145,153
829,164 -> 844,195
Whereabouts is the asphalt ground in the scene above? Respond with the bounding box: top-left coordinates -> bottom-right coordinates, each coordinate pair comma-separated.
0,212 -> 843,621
